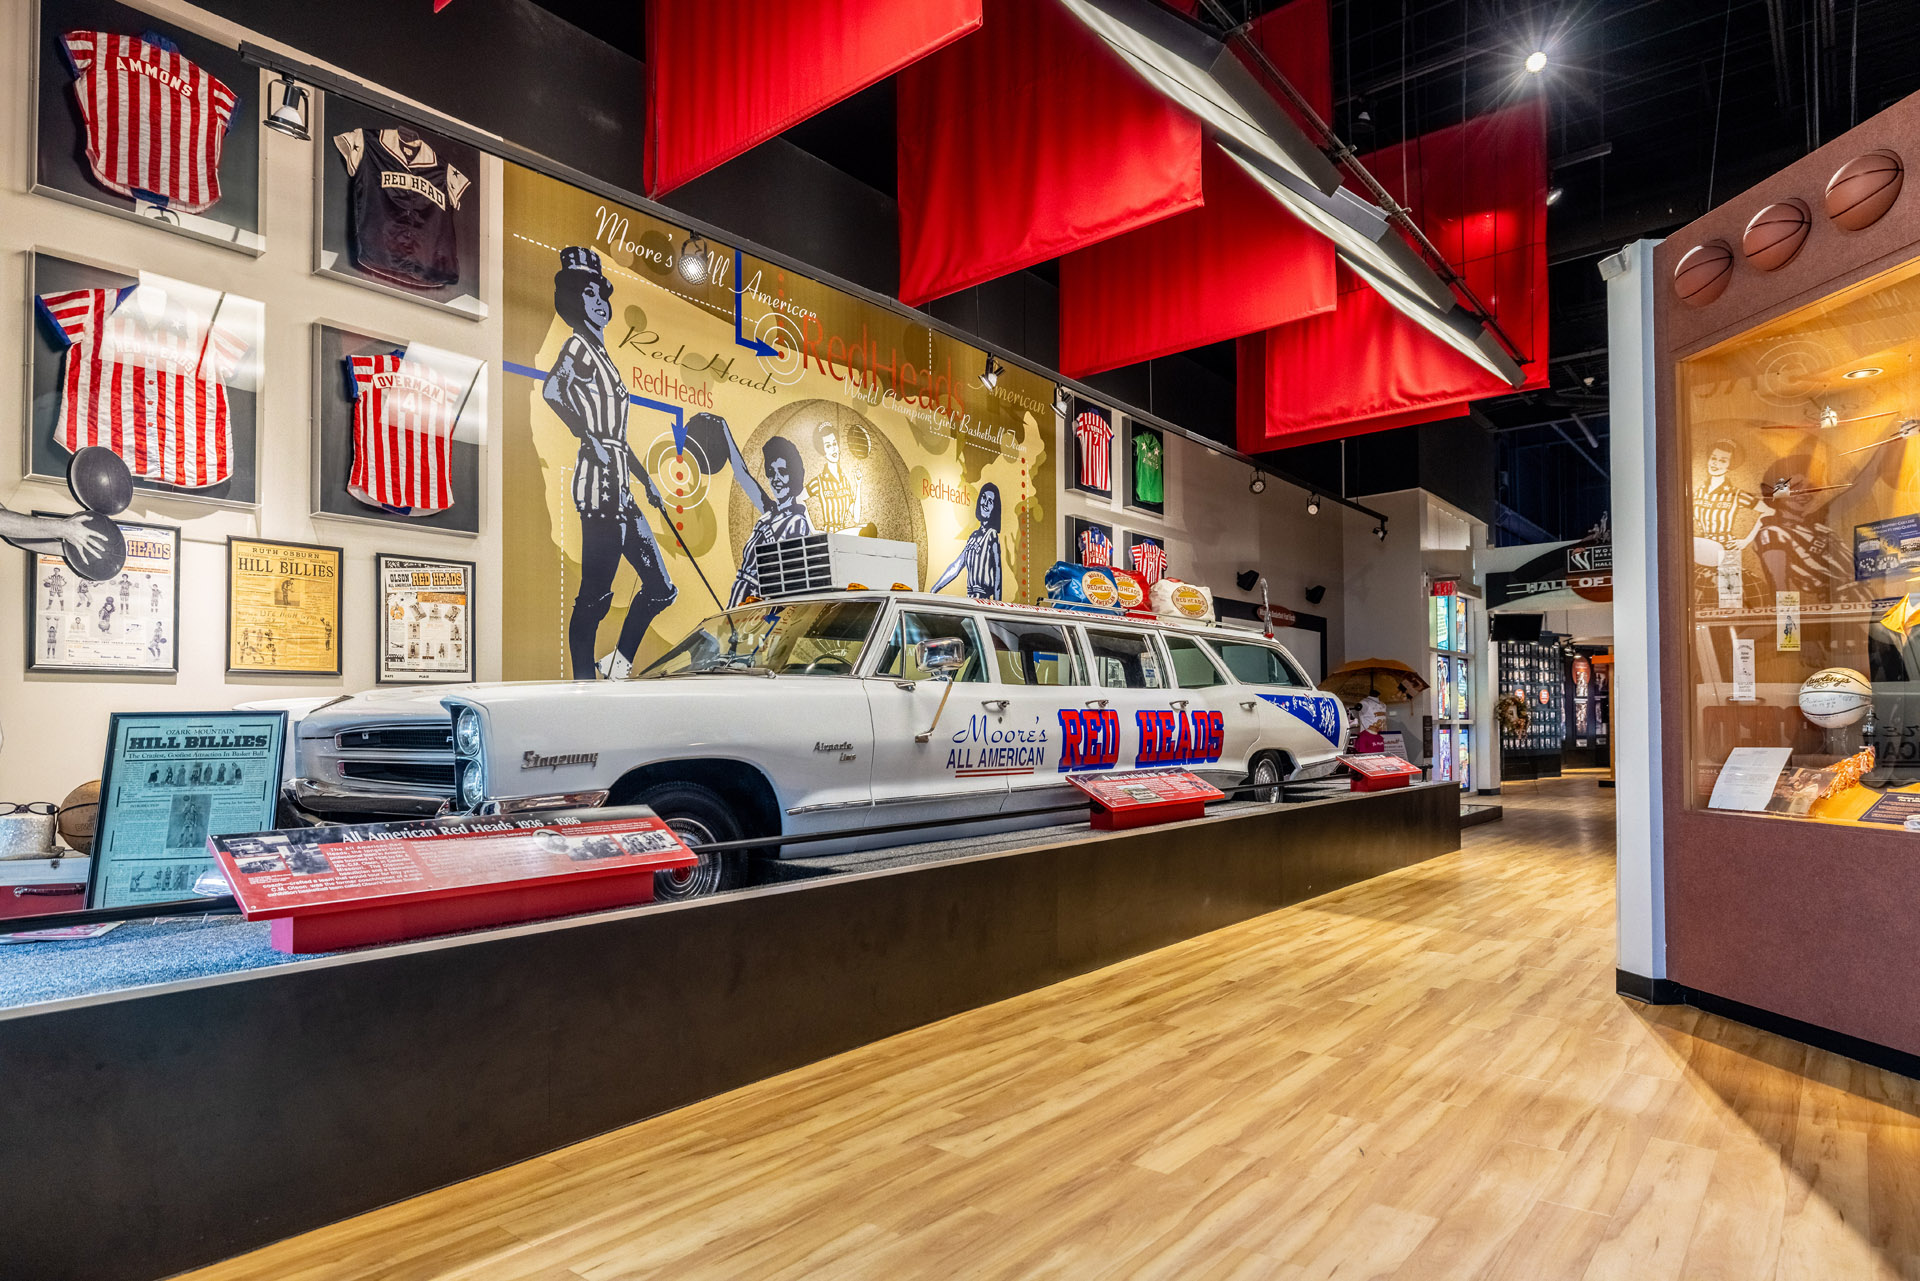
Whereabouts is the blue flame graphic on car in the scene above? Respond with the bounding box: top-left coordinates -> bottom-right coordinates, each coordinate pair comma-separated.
1258,693 -> 1343,744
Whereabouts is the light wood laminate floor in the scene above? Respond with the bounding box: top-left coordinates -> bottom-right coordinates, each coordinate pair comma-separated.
182,777 -> 1920,1280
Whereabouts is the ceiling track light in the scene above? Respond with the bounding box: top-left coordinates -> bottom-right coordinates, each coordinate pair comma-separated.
1306,493 -> 1320,515
1374,522 -> 1388,542
1249,469 -> 1268,495
1546,185 -> 1564,207
1524,50 -> 1547,74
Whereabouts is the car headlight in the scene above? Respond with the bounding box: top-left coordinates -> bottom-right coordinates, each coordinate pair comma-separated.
454,707 -> 483,757
459,755 -> 487,809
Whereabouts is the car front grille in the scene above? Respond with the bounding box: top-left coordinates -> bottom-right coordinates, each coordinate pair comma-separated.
337,725 -> 454,751
338,760 -> 457,788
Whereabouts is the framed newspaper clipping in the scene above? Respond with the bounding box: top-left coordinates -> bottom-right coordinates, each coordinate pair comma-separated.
226,536 -> 342,675
26,519 -> 178,673
86,709 -> 288,909
375,552 -> 475,683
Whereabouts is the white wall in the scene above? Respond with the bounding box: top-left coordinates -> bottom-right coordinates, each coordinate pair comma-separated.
1059,426 -> 1347,665
0,0 -> 504,803
1603,239 -> 1666,981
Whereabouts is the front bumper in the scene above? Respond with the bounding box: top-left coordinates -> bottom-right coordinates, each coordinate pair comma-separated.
282,778 -> 451,825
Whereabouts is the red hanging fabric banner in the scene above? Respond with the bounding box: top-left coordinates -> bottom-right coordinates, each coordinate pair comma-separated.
645,0 -> 981,197
896,0 -> 1203,307
1056,0 -> 1334,378
1239,98 -> 1549,451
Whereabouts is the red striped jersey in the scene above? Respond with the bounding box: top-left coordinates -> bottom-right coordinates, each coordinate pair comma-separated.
39,286 -> 247,488
1072,409 -> 1114,490
1130,540 -> 1168,584
62,31 -> 237,214
346,352 -> 461,514
1078,527 -> 1112,567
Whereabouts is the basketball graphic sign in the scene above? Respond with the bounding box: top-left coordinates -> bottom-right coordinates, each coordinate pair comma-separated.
1742,199 -> 1811,271
1826,150 -> 1904,231
1674,241 -> 1735,306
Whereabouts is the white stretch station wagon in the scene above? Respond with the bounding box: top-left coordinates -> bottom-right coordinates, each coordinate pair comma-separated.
287,590 -> 1347,898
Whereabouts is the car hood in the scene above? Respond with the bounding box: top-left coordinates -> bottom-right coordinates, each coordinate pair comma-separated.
296,675 -> 790,737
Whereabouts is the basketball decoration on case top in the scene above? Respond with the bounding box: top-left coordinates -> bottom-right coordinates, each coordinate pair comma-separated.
1826,150 -> 1904,231
1742,199 -> 1812,271
1674,241 -> 1734,306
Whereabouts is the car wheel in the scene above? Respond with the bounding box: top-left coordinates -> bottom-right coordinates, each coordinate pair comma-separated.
1249,753 -> 1286,804
632,780 -> 744,902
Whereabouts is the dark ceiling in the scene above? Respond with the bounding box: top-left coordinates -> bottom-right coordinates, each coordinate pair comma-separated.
536,0 -> 1920,535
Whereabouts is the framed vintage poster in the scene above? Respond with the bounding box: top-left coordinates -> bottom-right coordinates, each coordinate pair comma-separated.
1126,421 -> 1165,516
313,95 -> 487,318
87,708 -> 288,909
26,519 -> 178,673
312,323 -> 487,535
226,536 -> 342,675
31,0 -> 266,254
376,553 -> 476,683
26,250 -> 266,507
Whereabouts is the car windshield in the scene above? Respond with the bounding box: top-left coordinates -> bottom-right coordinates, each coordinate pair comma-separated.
638,599 -> 882,677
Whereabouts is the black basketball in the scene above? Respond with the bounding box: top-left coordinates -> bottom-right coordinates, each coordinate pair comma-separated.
67,445 -> 134,514
681,411 -> 732,472
66,512 -> 127,580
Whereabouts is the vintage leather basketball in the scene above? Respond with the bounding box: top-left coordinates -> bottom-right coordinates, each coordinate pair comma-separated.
57,780 -> 101,855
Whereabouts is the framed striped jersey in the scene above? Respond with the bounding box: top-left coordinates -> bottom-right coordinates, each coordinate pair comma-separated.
38,283 -> 250,489
1070,398 -> 1115,494
60,30 -> 238,214
345,351 -> 466,515
1128,535 -> 1168,585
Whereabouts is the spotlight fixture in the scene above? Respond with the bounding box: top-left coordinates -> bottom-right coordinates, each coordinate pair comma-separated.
1373,522 -> 1388,542
1524,50 -> 1547,74
1546,185 -> 1564,207
1249,469 -> 1268,495
1844,367 -> 1884,380
263,73 -> 311,140
1305,584 -> 1327,605
1235,569 -> 1261,592
981,353 -> 1003,391
675,234 -> 712,286
1306,493 -> 1320,516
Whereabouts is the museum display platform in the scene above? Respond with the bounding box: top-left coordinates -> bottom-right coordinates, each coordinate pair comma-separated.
0,782 -> 1457,1281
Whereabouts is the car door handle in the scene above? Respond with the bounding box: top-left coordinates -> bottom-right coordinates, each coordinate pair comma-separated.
1170,699 -> 1191,711
981,699 -> 1010,712
1084,698 -> 1110,709
1240,700 -> 1258,710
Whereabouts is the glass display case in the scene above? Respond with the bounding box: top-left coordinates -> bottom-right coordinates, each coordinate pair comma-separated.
1676,255 -> 1920,824
1429,590 -> 1475,789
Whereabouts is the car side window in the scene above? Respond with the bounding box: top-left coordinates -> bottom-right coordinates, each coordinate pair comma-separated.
984,617 -> 1083,686
1086,628 -> 1166,689
1209,639 -> 1306,688
1164,635 -> 1227,688
877,611 -> 985,683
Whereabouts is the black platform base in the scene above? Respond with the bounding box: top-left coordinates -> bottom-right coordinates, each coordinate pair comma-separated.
0,784 -> 1458,1281
1617,969 -> 1920,1081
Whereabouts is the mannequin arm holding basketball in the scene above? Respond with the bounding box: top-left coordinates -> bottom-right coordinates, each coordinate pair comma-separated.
0,507 -> 104,559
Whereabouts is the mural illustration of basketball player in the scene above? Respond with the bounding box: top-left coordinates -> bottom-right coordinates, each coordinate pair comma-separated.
931,482 -> 1003,601
544,246 -> 676,680
805,418 -> 862,533
715,415 -> 816,606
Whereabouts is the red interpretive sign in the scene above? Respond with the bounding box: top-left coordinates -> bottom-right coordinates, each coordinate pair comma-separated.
1338,753 -> 1426,793
210,806 -> 698,953
1069,767 -> 1226,830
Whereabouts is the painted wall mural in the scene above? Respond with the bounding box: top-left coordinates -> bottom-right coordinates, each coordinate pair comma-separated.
502,164 -> 1058,679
